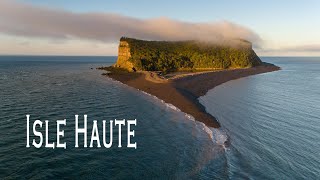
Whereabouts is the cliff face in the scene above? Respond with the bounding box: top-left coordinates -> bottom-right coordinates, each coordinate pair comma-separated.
114,41 -> 134,71
114,37 -> 262,72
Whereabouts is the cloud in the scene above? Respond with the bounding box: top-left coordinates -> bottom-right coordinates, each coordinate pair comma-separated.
259,44 -> 320,53
0,0 -> 262,46
254,43 -> 320,56
281,44 -> 320,52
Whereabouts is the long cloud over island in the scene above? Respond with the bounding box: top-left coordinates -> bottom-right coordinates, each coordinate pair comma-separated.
0,0 -> 262,46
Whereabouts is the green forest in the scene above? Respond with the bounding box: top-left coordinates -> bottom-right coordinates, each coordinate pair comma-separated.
121,37 -> 262,73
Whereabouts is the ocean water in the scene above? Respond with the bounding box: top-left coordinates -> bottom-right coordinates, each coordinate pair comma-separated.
0,56 -> 226,179
200,57 -> 320,179
0,56 -> 319,179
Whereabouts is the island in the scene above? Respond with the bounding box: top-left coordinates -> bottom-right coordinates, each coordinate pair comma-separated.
98,37 -> 280,128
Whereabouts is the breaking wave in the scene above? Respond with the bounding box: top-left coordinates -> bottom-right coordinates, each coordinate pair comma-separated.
140,86 -> 229,149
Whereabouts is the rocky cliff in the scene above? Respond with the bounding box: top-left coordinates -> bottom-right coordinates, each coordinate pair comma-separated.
113,40 -> 134,70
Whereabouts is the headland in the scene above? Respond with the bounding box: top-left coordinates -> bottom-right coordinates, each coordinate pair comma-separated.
99,37 -> 280,128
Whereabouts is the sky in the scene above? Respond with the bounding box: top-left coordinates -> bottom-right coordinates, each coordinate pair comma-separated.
0,0 -> 319,56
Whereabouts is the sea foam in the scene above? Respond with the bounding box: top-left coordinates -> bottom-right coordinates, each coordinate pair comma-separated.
140,88 -> 229,148
108,77 -> 229,148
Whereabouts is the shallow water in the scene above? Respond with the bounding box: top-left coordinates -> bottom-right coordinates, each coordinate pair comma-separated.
200,57 -> 320,179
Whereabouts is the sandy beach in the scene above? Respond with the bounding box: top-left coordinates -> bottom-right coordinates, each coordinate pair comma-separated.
105,63 -> 280,128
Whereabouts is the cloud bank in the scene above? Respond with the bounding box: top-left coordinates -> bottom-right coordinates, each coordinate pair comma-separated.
257,44 -> 320,56
0,0 -> 261,46
281,44 -> 320,52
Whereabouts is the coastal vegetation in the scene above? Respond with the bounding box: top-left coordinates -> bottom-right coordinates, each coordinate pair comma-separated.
116,37 -> 262,73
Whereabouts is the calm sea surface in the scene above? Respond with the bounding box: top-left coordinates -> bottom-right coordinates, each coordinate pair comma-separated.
200,57 -> 320,179
0,56 -> 319,179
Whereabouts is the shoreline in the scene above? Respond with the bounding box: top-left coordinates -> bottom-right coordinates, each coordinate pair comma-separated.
103,63 -> 280,128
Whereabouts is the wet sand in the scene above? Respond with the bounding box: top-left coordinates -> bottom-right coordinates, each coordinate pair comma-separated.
105,63 -> 280,128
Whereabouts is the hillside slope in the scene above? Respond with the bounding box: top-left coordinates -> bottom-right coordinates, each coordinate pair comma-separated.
114,37 -> 262,73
